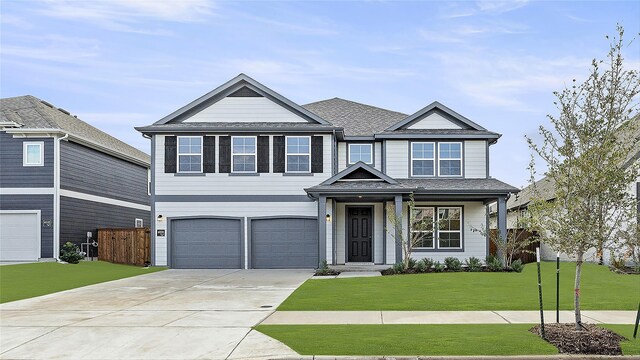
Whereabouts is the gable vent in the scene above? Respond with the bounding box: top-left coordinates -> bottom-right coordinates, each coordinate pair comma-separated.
228,86 -> 263,98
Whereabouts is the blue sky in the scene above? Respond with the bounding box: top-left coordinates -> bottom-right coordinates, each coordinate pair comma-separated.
1,0 -> 639,187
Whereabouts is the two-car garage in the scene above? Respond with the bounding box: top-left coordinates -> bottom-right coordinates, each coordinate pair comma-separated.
169,216 -> 318,269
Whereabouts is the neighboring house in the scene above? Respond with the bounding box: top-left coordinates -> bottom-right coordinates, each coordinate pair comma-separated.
0,96 -> 151,262
136,74 -> 518,269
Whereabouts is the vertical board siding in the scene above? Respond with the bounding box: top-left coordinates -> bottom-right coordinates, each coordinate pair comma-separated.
0,194 -> 54,258
311,136 -> 323,173
60,140 -> 150,205
407,112 -> 463,130
464,140 -> 487,178
273,136 -> 285,173
257,136 -> 269,173
182,97 -> 308,123
218,136 -> 231,173
203,136 -> 216,173
98,228 -> 151,266
0,132 -> 54,187
374,142 -> 382,171
164,136 -> 177,173
60,196 -> 150,250
385,140 -> 409,178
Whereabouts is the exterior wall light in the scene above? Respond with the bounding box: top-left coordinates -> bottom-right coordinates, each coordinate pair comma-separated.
157,215 -> 164,222
326,214 -> 332,222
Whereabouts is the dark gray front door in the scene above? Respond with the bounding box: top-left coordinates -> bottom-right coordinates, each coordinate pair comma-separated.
347,207 -> 373,262
171,218 -> 242,269
251,218 -> 318,269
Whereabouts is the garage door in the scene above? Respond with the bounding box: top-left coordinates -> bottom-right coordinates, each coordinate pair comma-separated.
171,218 -> 242,269
251,217 -> 318,269
0,211 -> 40,261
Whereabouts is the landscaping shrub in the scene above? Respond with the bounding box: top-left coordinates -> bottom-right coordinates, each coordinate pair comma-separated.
487,256 -> 504,272
407,258 -> 418,270
414,260 -> 428,273
433,261 -> 445,273
444,257 -> 462,272
465,257 -> 483,272
315,260 -> 340,276
510,259 -> 524,273
392,262 -> 405,274
420,258 -> 434,272
59,242 -> 84,264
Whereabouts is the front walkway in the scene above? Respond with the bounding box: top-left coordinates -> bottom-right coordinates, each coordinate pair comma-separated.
1,269 -> 312,360
262,310 -> 636,325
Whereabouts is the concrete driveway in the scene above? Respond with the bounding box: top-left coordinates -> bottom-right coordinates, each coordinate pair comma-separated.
0,269 -> 312,360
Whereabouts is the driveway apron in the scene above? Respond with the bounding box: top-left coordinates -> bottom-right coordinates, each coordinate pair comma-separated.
0,269 -> 312,359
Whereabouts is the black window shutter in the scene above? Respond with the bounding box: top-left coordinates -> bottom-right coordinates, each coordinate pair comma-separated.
164,136 -> 177,173
273,136 -> 285,173
203,136 -> 216,173
311,136 -> 323,173
257,136 -> 269,173
219,136 -> 231,173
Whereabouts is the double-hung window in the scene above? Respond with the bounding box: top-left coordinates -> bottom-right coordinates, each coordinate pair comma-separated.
286,136 -> 311,173
348,144 -> 373,164
410,207 -> 435,249
410,206 -> 462,250
232,136 -> 256,173
23,142 -> 44,166
411,142 -> 435,176
177,136 -> 202,173
438,142 -> 462,176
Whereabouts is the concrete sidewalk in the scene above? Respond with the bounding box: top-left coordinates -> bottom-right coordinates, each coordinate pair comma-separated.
261,310 -> 636,325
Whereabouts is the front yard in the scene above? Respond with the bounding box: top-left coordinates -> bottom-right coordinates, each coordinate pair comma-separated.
0,261 -> 165,303
279,261 -> 639,311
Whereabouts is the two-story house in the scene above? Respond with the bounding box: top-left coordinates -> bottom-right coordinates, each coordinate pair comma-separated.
136,74 -> 518,269
0,96 -> 150,262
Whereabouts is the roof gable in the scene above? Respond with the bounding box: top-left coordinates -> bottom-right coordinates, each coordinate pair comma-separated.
320,162 -> 398,185
155,74 -> 330,125
386,101 -> 486,131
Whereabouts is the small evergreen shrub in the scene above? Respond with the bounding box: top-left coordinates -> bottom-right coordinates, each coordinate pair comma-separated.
414,260 -> 428,273
510,259 -> 524,273
444,257 -> 462,272
433,261 -> 445,273
487,256 -> 504,272
465,257 -> 483,272
315,260 -> 340,276
420,258 -> 435,272
407,258 -> 418,270
59,242 -> 84,264
393,262 -> 405,274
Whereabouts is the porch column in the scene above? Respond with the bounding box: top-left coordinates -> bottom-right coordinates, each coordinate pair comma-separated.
496,196 -> 507,263
318,195 -> 327,268
395,194 -> 402,264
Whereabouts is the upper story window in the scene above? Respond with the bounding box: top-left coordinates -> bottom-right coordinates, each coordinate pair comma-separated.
23,141 -> 44,166
286,136 -> 311,173
232,136 -> 256,173
348,144 -> 373,164
439,142 -> 462,176
411,142 -> 435,176
177,136 -> 202,173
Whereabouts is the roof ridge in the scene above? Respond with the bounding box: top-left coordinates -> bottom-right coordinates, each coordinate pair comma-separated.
304,97 -> 408,116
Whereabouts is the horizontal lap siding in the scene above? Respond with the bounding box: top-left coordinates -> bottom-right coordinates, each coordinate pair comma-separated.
183,97 -> 308,123
385,140 -> 409,178
407,112 -> 463,129
464,140 -> 487,178
155,135 -> 332,195
60,141 -> 149,205
0,132 -> 54,188
374,142 -> 382,171
0,194 -> 54,258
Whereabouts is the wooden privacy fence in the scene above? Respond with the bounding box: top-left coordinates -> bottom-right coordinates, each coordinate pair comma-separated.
489,228 -> 539,264
98,228 -> 151,266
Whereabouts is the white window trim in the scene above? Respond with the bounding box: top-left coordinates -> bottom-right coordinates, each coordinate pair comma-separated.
285,136 -> 311,173
177,136 -> 203,173
135,218 -> 144,228
438,142 -> 463,177
410,142 -> 435,177
410,206 -> 436,249
437,206 -> 463,249
231,136 -> 257,173
348,143 -> 373,165
23,141 -> 44,167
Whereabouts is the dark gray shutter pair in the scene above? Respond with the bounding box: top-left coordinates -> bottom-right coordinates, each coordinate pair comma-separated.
164,135 -> 215,173
219,136 -> 269,173
273,136 -> 323,173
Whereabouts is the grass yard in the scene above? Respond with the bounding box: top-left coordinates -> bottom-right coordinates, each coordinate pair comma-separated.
256,324 -> 640,356
279,262 -> 639,311
0,261 -> 165,303
256,324 -> 559,356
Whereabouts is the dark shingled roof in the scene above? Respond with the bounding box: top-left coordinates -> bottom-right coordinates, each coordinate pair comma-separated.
1,95 -> 149,165
302,98 -> 407,136
307,178 -> 519,193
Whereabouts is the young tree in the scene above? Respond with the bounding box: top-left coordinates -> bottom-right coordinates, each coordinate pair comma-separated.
474,211 -> 538,267
526,25 -> 640,330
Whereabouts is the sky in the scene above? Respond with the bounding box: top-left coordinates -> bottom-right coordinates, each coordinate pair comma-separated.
1,0 -> 639,188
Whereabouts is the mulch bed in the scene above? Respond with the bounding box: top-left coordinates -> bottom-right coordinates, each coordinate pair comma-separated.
529,323 -> 626,355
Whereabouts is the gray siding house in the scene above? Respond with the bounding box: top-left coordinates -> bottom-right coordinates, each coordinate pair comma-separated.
137,74 -> 518,269
0,96 -> 150,261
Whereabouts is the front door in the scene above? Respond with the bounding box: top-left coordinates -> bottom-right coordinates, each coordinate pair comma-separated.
347,207 -> 373,262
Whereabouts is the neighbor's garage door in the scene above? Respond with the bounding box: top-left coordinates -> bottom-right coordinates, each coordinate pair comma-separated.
0,211 -> 40,261
171,218 -> 242,269
251,217 -> 318,269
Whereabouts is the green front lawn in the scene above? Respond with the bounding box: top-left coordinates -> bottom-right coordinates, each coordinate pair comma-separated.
256,324 -> 640,356
279,262 -> 639,310
0,261 -> 166,303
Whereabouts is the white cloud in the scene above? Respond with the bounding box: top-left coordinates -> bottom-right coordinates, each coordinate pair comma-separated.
475,0 -> 529,14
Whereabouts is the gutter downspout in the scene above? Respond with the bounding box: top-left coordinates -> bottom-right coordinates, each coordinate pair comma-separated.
54,132 -> 69,261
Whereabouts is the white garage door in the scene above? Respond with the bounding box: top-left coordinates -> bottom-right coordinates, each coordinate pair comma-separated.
0,211 -> 40,261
